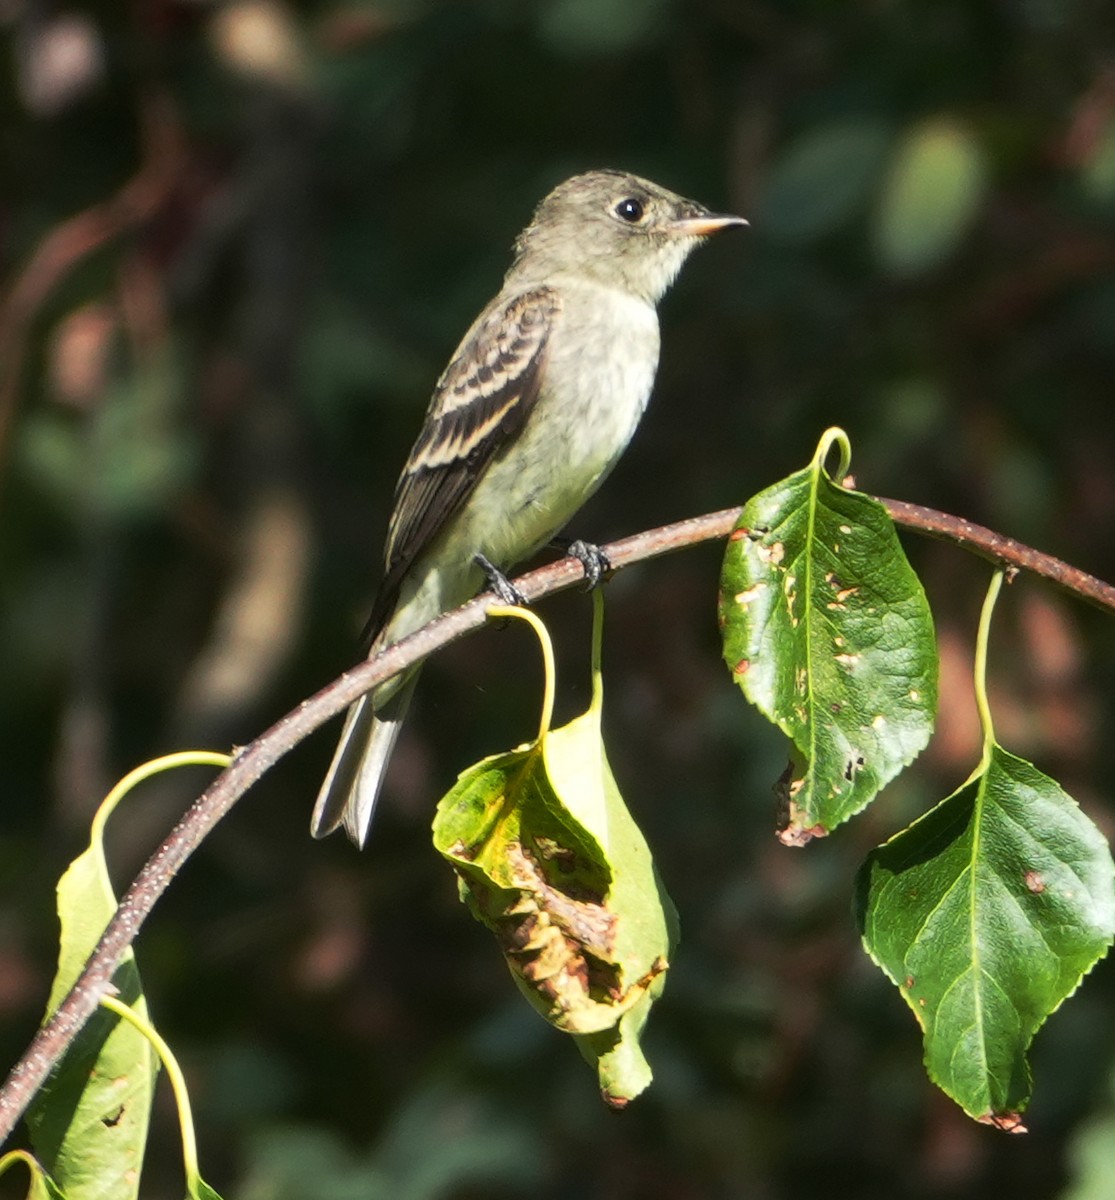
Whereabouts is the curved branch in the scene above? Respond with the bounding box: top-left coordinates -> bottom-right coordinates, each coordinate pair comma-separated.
879,497 -> 1115,612
0,497 -> 1112,1143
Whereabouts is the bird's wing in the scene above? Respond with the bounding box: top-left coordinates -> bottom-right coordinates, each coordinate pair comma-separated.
362,285 -> 561,645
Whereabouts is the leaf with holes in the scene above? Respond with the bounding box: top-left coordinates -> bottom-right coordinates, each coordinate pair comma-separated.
719,438 -> 937,841
856,744 -> 1115,1124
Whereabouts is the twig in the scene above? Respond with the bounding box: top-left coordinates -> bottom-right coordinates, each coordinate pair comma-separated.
879,497 -> 1115,613
0,92 -> 183,476
0,497 -> 1112,1142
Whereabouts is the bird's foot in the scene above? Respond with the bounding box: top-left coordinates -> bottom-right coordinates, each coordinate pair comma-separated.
474,553 -> 528,607
551,537 -> 613,590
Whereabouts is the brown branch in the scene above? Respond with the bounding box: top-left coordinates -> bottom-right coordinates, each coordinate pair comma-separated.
0,92 -> 183,476
878,497 -> 1115,613
1,497 -> 1113,1143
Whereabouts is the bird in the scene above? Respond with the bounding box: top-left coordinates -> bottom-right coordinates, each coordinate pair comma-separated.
310,169 -> 747,847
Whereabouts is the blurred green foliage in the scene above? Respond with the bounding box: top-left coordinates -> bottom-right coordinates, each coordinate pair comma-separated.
3,1 -> 1115,1197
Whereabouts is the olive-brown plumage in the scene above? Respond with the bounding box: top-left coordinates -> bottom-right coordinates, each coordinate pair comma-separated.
312,170 -> 746,846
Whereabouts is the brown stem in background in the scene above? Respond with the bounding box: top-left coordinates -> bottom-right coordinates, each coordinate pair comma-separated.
0,92 -> 183,478
0,497 -> 1113,1142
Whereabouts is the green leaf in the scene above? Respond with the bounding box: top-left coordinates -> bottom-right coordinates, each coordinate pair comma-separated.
433,602 -> 676,1106
1063,1068 -> 1115,1200
0,1150 -> 66,1199
875,118 -> 987,276
535,0 -> 669,56
856,744 -> 1115,1124
191,1180 -> 225,1200
758,117 -> 893,243
26,812 -> 158,1199
719,432 -> 937,841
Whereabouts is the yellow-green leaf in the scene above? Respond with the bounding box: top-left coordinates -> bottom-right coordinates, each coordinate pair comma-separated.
25,827 -> 157,1200
875,118 -> 987,276
0,1150 -> 66,1199
26,753 -> 228,1200
433,602 -> 676,1105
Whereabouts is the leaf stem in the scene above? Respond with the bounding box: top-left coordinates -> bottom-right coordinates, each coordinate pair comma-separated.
974,570 -> 1004,762
100,994 -> 203,1190
486,605 -> 556,741
813,426 -> 852,484
93,751 -> 234,847
590,589 -> 605,713
0,1148 -> 46,1186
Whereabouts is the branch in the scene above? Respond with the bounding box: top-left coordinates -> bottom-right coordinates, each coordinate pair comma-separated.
879,497 -> 1115,612
0,497 -> 1112,1143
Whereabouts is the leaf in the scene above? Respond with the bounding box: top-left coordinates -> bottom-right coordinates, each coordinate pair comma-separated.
25,754 -> 228,1200
0,1150 -> 66,1199
1062,1068 -> 1115,1200
26,820 -> 158,1200
1079,117 -> 1115,213
535,0 -> 669,56
433,603 -> 676,1106
875,118 -> 987,276
758,117 -> 893,243
719,434 -> 937,841
856,744 -> 1115,1123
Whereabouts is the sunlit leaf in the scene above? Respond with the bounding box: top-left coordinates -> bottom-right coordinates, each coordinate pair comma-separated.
857,744 -> 1115,1124
875,118 -> 987,276
26,754 -> 227,1200
433,605 -> 676,1106
26,819 -> 158,1200
0,1150 -> 66,1199
719,432 -> 937,841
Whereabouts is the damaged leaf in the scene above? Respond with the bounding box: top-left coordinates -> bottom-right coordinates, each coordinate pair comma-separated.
433,598 -> 676,1105
719,428 -> 936,840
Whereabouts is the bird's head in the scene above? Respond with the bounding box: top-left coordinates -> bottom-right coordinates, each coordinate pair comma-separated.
509,169 -> 747,304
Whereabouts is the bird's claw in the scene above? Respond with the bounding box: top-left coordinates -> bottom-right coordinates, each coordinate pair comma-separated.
474,553 -> 528,608
562,539 -> 612,590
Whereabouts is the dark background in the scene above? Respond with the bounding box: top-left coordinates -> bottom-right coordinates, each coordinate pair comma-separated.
4,1 -> 1115,1196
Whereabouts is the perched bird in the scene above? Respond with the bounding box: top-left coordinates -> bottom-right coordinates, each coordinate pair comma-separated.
311,169 -> 747,846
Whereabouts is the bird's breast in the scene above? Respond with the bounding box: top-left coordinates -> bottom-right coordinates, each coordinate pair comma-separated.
481,285 -> 660,556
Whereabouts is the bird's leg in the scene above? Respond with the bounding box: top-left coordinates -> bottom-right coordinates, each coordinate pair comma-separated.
550,536 -> 613,590
474,553 -> 528,607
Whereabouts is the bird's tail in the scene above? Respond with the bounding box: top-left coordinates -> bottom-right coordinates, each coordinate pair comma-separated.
309,666 -> 420,847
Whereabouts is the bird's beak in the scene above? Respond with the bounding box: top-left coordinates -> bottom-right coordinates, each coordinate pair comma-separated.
671,211 -> 749,237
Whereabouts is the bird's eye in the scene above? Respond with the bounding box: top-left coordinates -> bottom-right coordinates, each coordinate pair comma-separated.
614,197 -> 645,223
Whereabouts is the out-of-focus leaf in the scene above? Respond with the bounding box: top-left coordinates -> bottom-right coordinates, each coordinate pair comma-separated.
373,1077 -> 549,1200
239,1091 -> 547,1200
535,0 -> 669,56
719,431 -> 937,841
240,1126 -> 386,1200
758,118 -> 893,242
1063,1067 -> 1115,1200
19,354 -> 197,522
857,745 -> 1115,1124
875,118 -> 987,276
1079,118 -> 1115,211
